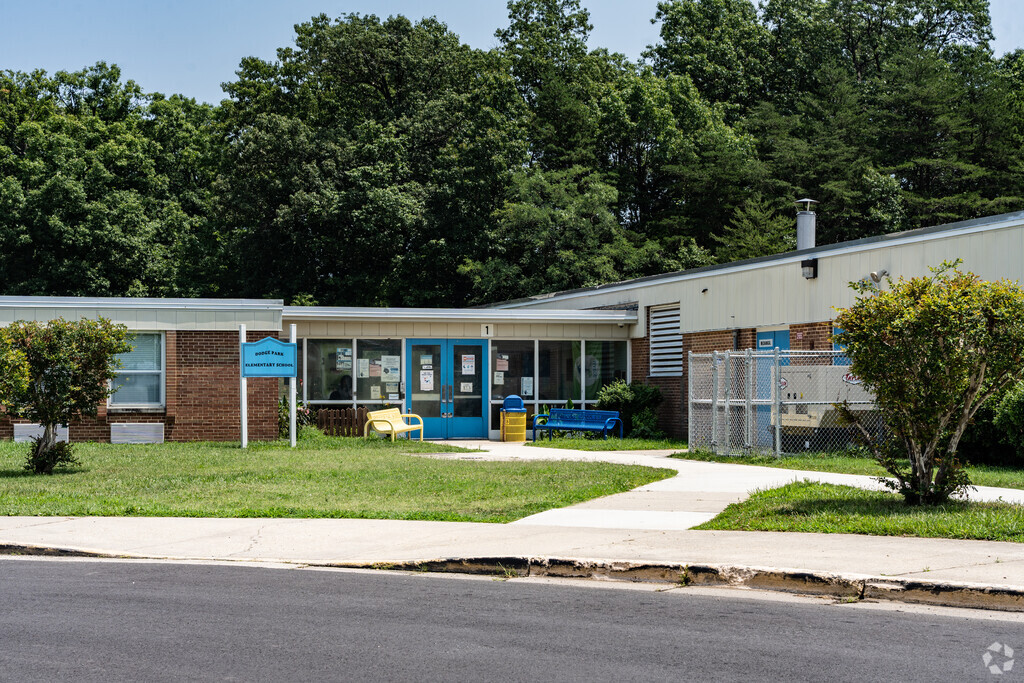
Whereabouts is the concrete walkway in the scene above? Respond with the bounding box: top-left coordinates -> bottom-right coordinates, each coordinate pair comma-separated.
2,440 -> 1023,610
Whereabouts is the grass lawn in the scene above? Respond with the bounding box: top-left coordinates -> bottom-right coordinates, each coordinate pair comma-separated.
696,481 -> 1024,542
527,436 -> 689,451
676,450 -> 1024,490
0,432 -> 673,523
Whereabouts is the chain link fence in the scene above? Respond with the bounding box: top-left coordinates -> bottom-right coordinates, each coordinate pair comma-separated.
688,349 -> 881,457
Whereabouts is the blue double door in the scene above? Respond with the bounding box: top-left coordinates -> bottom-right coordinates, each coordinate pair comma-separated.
406,339 -> 489,439
755,330 -> 790,447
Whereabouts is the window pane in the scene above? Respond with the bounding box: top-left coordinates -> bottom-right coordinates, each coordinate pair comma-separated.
410,343 -> 442,418
538,341 -> 580,402
491,340 -> 534,401
118,334 -> 161,371
357,339 -> 402,402
306,340 -> 353,401
110,374 -> 161,405
584,341 -> 628,400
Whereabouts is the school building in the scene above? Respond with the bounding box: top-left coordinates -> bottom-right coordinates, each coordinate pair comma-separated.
2,209 -> 1022,442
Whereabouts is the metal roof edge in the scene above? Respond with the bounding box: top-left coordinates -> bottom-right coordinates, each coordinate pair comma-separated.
282,306 -> 637,323
490,210 -> 1024,308
0,296 -> 284,311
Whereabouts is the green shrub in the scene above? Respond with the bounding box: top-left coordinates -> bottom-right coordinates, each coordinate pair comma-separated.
24,439 -> 79,475
994,382 -> 1024,461
596,380 -> 664,438
279,398 -> 316,436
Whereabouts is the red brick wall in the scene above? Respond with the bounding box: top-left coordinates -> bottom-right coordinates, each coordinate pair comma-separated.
1,329 -> 279,443
790,321 -> 835,366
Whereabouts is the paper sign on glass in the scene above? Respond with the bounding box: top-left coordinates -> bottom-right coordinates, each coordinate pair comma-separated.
381,355 -> 400,379
461,354 -> 475,375
357,359 -> 370,378
496,358 -> 509,371
388,393 -> 399,401
420,370 -> 434,391
385,383 -> 398,394
493,371 -> 504,385
369,360 -> 382,377
370,385 -> 381,400
521,377 -> 534,396
460,382 -> 473,393
420,355 -> 432,366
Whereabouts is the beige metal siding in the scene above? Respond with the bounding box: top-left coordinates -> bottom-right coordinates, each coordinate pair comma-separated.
505,221 -> 1024,334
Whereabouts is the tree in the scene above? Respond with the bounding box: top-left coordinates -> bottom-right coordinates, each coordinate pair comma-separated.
459,166 -> 664,303
646,0 -> 770,116
712,194 -> 795,262
833,262 -> 1024,505
0,318 -> 130,473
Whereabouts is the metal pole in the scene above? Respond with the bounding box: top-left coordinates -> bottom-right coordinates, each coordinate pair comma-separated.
686,350 -> 693,450
289,324 -> 297,448
710,351 -> 720,454
723,349 -> 732,455
773,346 -> 781,458
239,323 -> 248,449
744,348 -> 753,449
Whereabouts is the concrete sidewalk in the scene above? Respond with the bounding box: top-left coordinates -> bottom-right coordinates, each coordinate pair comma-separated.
2,440 -> 1023,611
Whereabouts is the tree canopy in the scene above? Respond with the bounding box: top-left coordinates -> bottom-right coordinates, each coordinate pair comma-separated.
1,2 -> 1021,305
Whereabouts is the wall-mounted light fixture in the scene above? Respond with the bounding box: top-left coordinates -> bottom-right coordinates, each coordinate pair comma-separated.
701,287 -> 709,294
801,258 -> 818,279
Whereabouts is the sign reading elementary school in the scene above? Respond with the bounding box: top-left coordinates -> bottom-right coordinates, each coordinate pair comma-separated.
1,209 -> 1023,444
241,337 -> 297,378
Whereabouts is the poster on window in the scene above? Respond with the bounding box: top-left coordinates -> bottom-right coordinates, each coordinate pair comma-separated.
370,385 -> 381,400
357,359 -> 370,378
460,382 -> 473,393
461,354 -> 475,375
381,355 -> 400,380
496,358 -> 509,372
521,376 -> 534,397
493,371 -> 504,385
420,355 -> 432,366
420,370 -> 434,391
369,360 -> 382,377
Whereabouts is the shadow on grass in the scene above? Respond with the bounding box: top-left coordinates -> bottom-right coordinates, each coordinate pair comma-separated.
771,494 -> 972,518
0,467 -> 84,478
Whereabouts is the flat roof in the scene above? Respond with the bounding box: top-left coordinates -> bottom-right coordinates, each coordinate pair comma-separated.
282,306 -> 637,324
488,209 -> 1024,308
0,296 -> 283,311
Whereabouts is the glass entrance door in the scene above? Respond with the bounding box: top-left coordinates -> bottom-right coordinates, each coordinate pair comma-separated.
406,339 -> 488,439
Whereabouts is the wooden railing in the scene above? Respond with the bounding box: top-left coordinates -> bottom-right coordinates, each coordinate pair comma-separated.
316,407 -> 370,437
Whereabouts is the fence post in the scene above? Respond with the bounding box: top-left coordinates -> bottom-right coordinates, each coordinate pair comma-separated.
723,349 -> 732,455
687,350 -> 693,449
744,348 -> 753,450
773,346 -> 782,458
710,351 -> 720,454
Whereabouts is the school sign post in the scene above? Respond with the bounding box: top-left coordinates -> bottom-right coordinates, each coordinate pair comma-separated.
239,324 -> 298,448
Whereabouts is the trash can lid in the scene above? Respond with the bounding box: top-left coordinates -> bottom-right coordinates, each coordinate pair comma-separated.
501,395 -> 527,412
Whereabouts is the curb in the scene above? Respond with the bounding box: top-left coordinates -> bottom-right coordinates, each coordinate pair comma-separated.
3,544 -> 1023,613
330,556 -> 1024,613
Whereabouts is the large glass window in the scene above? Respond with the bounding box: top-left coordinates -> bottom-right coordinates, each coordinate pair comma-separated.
584,340 -> 628,401
356,339 -> 402,403
490,340 -> 535,402
110,333 -> 164,408
306,339 -> 354,402
538,341 -> 581,402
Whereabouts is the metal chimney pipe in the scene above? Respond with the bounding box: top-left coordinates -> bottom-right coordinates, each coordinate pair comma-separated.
795,198 -> 819,250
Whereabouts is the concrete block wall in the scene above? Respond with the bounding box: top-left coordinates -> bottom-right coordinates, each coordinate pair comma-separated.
0,330 -> 279,443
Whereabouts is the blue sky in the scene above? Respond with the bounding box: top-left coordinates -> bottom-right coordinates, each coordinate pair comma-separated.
3,1 -> 1022,104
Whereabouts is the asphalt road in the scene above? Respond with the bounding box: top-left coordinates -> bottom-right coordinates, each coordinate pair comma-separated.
0,558 -> 1018,682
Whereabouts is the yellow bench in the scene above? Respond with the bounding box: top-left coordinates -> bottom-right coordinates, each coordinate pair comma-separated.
363,408 -> 424,441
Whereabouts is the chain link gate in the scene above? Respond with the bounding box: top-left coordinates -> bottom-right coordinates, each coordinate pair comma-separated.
688,349 -> 880,457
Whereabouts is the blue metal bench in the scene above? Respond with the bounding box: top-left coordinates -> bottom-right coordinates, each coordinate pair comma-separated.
532,408 -> 623,441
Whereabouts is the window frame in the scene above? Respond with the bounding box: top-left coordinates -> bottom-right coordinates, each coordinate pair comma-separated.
108,332 -> 166,410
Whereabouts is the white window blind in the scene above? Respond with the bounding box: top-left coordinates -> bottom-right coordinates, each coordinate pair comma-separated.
649,306 -> 682,376
110,333 -> 165,408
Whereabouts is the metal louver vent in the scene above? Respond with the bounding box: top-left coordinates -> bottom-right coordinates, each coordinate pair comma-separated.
649,306 -> 682,376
